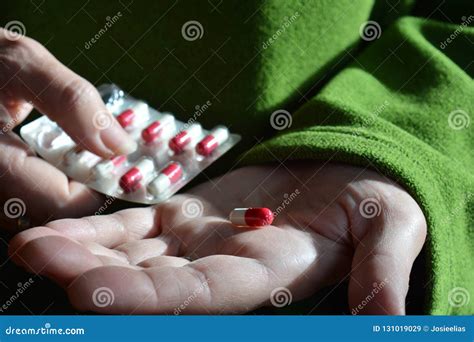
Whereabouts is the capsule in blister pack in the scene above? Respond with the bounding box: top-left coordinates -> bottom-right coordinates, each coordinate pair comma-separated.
147,162 -> 183,197
116,102 -> 149,129
141,114 -> 175,144
169,124 -> 203,154
19,84 -> 241,204
196,126 -> 230,157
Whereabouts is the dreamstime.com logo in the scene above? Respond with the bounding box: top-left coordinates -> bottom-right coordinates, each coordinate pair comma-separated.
95,196 -> 116,216
3,20 -> 26,41
262,12 -> 300,49
270,287 -> 293,308
440,15 -> 474,49
352,278 -> 389,315
92,110 -> 114,130
84,11 -> 123,50
270,109 -> 292,130
4,323 -> 85,336
3,198 -> 26,219
359,197 -> 382,219
0,103 -> 20,134
0,278 -> 35,313
448,109 -> 470,130
181,198 -> 204,219
273,189 -> 300,218
174,278 -> 210,315
181,20 -> 204,41
182,100 -> 212,131
359,21 -> 382,41
448,287 -> 470,308
92,287 -> 115,308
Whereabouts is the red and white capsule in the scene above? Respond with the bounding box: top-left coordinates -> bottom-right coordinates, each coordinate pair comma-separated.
229,208 -> 274,227
93,155 -> 127,179
196,126 -> 229,157
141,114 -> 175,144
147,162 -> 183,196
169,124 -> 203,154
116,102 -> 149,128
119,157 -> 155,193
116,109 -> 135,128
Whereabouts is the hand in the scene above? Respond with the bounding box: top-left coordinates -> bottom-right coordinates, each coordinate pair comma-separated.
0,29 -> 136,230
9,162 -> 427,314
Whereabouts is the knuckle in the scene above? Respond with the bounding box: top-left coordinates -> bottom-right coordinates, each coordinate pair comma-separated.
0,43 -> 24,87
344,175 -> 427,240
0,33 -> 35,60
59,78 -> 96,110
0,35 -> 48,88
379,189 -> 427,237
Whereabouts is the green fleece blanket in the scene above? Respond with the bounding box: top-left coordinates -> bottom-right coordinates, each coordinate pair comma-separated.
2,0 -> 473,314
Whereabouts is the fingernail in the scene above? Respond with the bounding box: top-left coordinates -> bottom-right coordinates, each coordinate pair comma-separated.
100,123 -> 138,156
118,138 -> 138,155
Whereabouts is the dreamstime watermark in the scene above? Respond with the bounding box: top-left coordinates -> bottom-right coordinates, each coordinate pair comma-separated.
174,278 -> 210,315
440,15 -> 474,49
270,109 -> 292,130
181,20 -> 204,41
438,191 -> 473,228
95,196 -> 116,215
262,12 -> 300,49
92,287 -> 115,308
5,323 -> 85,336
3,20 -> 27,41
181,198 -> 204,218
84,11 -> 123,50
359,21 -> 382,41
448,287 -> 470,308
0,278 -> 35,313
182,100 -> 212,131
92,110 -> 114,130
448,109 -> 470,130
372,100 -> 390,117
270,287 -> 292,308
351,278 -> 389,315
0,115 -> 20,135
359,197 -> 382,219
3,198 -> 26,219
273,189 -> 300,218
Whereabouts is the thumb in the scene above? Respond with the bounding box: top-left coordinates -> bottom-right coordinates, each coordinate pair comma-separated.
348,191 -> 427,315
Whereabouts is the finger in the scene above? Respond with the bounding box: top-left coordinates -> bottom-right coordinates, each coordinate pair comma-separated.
67,255 -> 273,314
42,196 -> 231,259
67,223 -> 337,314
45,207 -> 159,248
348,192 -> 427,315
9,227 -> 141,285
0,132 -> 103,229
0,31 -> 137,157
0,98 -> 33,127
9,227 -> 103,287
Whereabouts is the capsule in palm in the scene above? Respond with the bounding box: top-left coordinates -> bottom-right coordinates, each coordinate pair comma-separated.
229,208 -> 274,227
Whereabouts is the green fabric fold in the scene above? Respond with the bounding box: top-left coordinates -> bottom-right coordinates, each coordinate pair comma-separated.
241,17 -> 474,314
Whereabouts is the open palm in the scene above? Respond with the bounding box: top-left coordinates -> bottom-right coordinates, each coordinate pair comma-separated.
9,162 -> 426,314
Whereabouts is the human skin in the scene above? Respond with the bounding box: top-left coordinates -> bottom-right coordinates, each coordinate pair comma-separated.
0,29 -> 138,228
1,30 -> 426,314
9,162 -> 426,314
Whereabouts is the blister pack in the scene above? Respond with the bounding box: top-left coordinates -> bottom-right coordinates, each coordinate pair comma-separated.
20,84 -> 240,204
